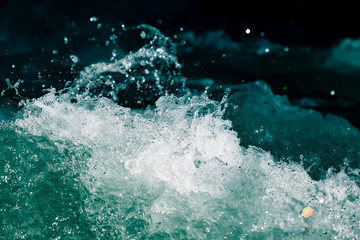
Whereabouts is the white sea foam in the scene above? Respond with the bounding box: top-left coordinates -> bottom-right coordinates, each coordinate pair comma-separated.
14,86 -> 360,238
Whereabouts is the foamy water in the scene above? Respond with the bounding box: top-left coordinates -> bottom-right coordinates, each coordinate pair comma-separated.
1,24 -> 360,239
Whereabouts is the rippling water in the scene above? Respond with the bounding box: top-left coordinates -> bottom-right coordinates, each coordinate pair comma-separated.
1,24 -> 360,239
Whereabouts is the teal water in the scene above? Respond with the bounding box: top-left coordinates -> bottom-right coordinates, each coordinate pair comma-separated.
1,25 -> 360,239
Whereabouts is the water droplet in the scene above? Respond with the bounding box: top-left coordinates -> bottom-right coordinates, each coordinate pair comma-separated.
97,23 -> 102,29
52,49 -> 58,54
90,16 -> 98,22
110,34 -> 117,42
140,31 -> 146,39
283,46 -> 289,52
264,48 -> 270,53
70,55 -> 79,64
63,36 -> 69,44
330,90 -> 335,96
110,50 -> 117,61
245,29 -> 251,34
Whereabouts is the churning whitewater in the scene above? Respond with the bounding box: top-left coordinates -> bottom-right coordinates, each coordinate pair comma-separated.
1,24 -> 360,239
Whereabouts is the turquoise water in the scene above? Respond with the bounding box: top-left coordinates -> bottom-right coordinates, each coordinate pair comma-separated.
1,25 -> 360,239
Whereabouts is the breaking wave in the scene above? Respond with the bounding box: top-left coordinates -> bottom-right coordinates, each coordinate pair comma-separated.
1,24 -> 359,239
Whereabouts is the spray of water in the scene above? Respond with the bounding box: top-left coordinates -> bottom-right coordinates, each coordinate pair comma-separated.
1,24 -> 360,239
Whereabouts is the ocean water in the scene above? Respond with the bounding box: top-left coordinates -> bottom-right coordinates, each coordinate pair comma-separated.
1,24 -> 360,239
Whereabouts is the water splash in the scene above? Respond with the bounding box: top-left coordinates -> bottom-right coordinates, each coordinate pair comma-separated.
1,78 -> 24,98
1,24 -> 360,239
7,83 -> 359,239
67,24 -> 185,107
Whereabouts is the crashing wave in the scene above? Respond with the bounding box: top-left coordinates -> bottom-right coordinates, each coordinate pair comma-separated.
1,24 -> 360,239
